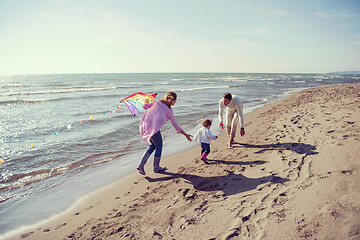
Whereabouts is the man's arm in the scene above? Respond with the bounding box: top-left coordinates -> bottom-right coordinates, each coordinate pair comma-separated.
235,98 -> 245,136
218,99 -> 225,128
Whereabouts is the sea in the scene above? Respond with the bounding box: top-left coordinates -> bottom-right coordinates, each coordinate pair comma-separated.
0,72 -> 359,237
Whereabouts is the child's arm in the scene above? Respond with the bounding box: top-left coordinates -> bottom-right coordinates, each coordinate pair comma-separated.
208,129 -> 217,140
194,130 -> 199,142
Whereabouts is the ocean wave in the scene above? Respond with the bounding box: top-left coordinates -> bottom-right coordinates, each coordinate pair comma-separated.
0,84 -> 28,89
0,86 -> 118,97
173,86 -> 230,92
0,98 -> 59,105
0,93 -> 128,105
226,79 -> 249,82
171,78 -> 186,81
0,168 -> 53,191
0,151 -> 130,193
243,99 -> 267,104
182,77 -> 210,81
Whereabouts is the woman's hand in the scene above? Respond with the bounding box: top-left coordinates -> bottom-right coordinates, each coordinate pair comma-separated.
180,131 -> 193,142
185,133 -> 193,142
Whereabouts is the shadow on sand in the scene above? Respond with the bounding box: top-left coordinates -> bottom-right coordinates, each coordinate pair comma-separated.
146,170 -> 289,197
232,142 -> 318,155
204,159 -> 267,165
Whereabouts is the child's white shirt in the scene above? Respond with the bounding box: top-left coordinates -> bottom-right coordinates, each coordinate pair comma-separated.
194,126 -> 217,144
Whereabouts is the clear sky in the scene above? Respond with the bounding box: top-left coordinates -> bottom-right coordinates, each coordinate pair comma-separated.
0,0 -> 359,74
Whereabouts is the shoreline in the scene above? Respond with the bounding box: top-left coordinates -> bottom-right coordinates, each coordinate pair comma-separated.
4,83 -> 360,240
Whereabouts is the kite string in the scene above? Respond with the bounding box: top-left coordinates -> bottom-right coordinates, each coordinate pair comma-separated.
1,92 -> 157,164
25,105 -> 124,149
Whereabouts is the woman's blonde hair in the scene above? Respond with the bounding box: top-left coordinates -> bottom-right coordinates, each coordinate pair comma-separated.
161,91 -> 177,108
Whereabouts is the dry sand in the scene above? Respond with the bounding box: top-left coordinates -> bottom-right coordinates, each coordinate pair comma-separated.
5,83 -> 360,240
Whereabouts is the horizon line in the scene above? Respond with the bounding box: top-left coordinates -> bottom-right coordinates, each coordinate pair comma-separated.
1,71 -> 360,75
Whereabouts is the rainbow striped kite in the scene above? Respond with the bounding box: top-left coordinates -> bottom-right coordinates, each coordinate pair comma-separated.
120,92 -> 158,116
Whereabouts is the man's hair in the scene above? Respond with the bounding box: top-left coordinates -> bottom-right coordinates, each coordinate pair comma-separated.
202,119 -> 212,127
223,92 -> 232,101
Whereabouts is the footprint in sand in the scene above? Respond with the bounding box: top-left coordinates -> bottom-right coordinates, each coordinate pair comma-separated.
179,218 -> 196,229
19,232 -> 34,238
340,169 -> 354,175
55,222 -> 67,229
194,200 -> 208,212
224,229 -> 241,240
273,193 -> 288,205
274,209 -> 286,222
348,223 -> 360,238
83,205 -> 93,211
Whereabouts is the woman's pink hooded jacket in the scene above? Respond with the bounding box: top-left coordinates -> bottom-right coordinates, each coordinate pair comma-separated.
139,100 -> 183,144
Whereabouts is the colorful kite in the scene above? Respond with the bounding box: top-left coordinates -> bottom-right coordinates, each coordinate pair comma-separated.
120,92 -> 157,116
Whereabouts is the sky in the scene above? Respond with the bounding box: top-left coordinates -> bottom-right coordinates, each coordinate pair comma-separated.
0,0 -> 359,74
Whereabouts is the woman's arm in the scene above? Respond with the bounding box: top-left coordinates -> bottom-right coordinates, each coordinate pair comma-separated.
142,101 -> 156,110
167,109 -> 193,142
180,130 -> 193,142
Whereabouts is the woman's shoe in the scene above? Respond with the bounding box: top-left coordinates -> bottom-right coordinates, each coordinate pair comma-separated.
154,166 -> 167,173
137,167 -> 146,175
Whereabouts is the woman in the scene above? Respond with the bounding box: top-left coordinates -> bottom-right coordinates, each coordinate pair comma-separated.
137,91 -> 193,175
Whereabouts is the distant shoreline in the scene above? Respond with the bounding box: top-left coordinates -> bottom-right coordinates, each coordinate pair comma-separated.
1,71 -> 360,76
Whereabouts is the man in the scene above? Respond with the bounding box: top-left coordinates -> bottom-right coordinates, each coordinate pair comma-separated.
218,92 -> 245,148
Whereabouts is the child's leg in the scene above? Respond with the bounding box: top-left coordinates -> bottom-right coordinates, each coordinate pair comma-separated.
200,143 -> 206,156
201,143 -> 210,163
205,143 -> 210,155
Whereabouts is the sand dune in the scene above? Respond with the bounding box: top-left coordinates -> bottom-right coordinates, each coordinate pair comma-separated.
7,83 -> 360,240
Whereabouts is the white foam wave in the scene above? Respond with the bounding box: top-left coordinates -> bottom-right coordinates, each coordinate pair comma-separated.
0,98 -> 58,105
0,86 -> 117,97
14,173 -> 51,188
173,86 -> 230,92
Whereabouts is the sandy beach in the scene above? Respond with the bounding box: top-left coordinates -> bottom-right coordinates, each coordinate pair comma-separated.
5,83 -> 360,240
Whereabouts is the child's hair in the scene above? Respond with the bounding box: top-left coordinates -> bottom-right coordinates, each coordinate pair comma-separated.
202,119 -> 212,127
161,91 -> 177,108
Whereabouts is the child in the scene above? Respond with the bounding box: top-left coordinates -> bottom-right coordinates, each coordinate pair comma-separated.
194,119 -> 218,164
